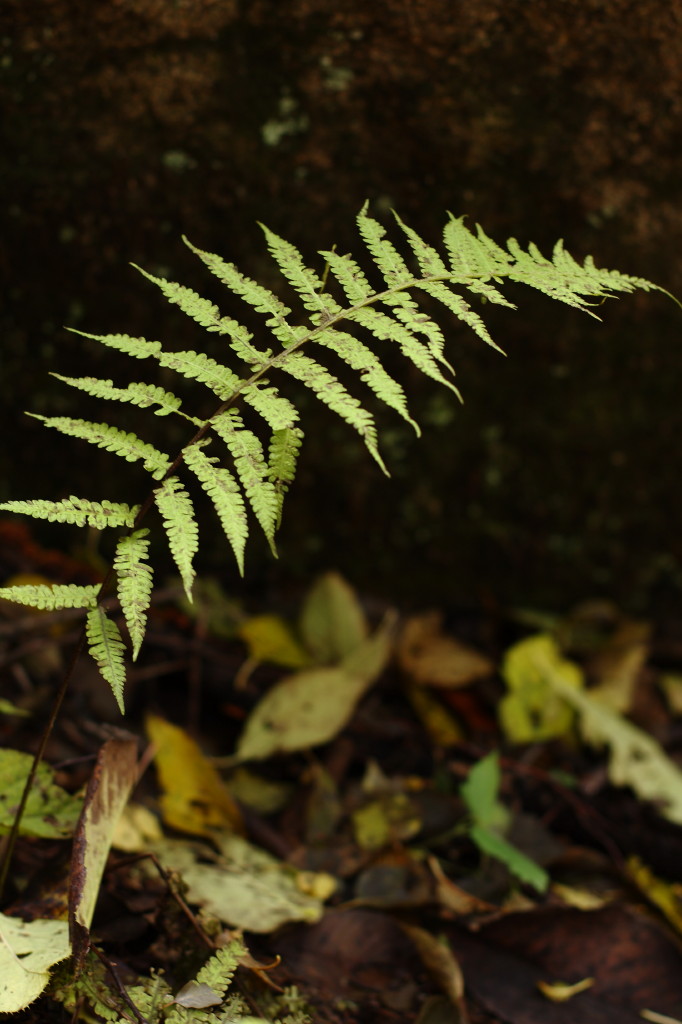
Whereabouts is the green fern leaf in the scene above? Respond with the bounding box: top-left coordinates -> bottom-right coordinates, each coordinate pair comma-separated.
114,529 -> 153,660
317,249 -> 373,305
183,442 -> 248,575
314,328 -> 420,434
260,224 -> 342,319
51,374 -> 185,418
392,210 -> 448,278
182,237 -> 284,356
211,411 -> 279,551
0,584 -> 99,610
279,350 -> 387,473
156,349 -> 242,401
67,330 -> 162,360
0,497 -> 139,529
132,264 -> 252,344
242,382 -> 300,431
506,238 -> 599,315
347,306 -> 461,398
416,279 -> 506,354
357,202 -> 412,288
443,215 -> 509,279
268,426 -> 304,529
28,415 -> 171,479
86,606 -> 126,713
154,476 -> 199,600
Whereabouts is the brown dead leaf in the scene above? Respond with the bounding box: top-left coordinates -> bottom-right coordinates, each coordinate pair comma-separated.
398,613 -> 493,688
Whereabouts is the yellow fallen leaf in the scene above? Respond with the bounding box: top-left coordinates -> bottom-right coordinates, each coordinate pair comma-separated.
398,613 -> 493,688
627,856 -> 682,937
500,633 -> 583,743
405,684 -> 464,747
537,977 -> 594,1002
146,715 -> 242,836
299,572 -> 368,664
238,614 -> 311,669
112,802 -> 163,852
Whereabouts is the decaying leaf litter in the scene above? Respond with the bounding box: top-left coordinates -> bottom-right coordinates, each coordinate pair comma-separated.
3,543 -> 682,1022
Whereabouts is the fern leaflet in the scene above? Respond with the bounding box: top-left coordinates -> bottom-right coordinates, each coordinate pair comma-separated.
211,410 -> 279,552
183,443 -> 248,575
114,529 -> 153,660
0,497 -> 139,529
0,584 -> 99,611
260,224 -> 341,319
279,350 -> 387,473
268,426 -> 304,529
67,330 -> 163,360
314,328 -> 420,434
86,606 -> 127,713
154,477 -> 199,600
28,415 -> 171,479
51,374 -> 186,419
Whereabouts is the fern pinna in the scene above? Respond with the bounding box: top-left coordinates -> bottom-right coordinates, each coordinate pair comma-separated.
0,205 -> 668,711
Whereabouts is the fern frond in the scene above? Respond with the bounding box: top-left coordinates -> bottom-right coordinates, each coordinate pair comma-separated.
393,210 -> 448,278
347,306 -> 461,398
194,940 -> 243,999
357,202 -> 413,288
51,374 -> 186,419
183,443 -> 248,575
0,497 -> 139,529
260,224 -> 341,319
242,382 -> 300,431
156,349 -> 242,401
86,606 -> 126,713
114,529 -> 153,660
317,249 -> 373,305
211,411 -> 279,551
154,477 -> 199,600
314,328 -> 420,435
0,584 -> 99,610
28,415 -> 171,479
416,280 -> 505,354
279,350 -> 387,473
268,426 -> 304,529
182,237 -> 286,353
443,215 -> 509,279
67,330 -> 162,360
132,265 -> 252,347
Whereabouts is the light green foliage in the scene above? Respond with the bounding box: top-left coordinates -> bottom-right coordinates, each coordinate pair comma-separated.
85,607 -> 127,713
183,443 -> 248,575
0,497 -> 139,529
0,583 -> 99,610
114,529 -> 153,660
52,940 -> 310,1024
28,415 -> 171,478
461,752 -> 549,892
154,476 -> 199,599
0,206 -> 666,709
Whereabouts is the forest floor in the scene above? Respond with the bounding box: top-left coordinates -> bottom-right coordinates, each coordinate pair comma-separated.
2,519 -> 682,1024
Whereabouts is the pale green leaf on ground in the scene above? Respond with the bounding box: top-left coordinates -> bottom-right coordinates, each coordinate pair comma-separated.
152,834 -> 328,932
0,749 -> 81,838
499,633 -> 583,743
554,680 -> 682,826
237,617 -> 394,760
299,572 -> 368,664
236,666 -> 370,760
0,913 -> 70,1012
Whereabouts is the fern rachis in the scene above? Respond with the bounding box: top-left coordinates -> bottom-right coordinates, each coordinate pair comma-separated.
0,204 -> 672,711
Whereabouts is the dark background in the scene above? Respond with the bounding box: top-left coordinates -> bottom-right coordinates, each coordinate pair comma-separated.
2,0 -> 682,613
